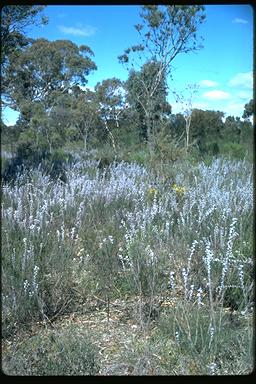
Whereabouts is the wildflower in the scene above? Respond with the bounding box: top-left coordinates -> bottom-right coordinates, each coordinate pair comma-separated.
209,325 -> 215,343
182,268 -> 188,299
175,330 -> 180,344
188,240 -> 198,272
238,264 -> 245,292
70,227 -> 76,240
189,284 -> 194,301
197,287 -> 203,306
208,362 -> 217,375
147,186 -> 158,201
108,235 -> 114,244
172,183 -> 186,196
32,265 -> 39,294
145,245 -> 155,265
24,280 -> 29,293
169,271 -> 175,290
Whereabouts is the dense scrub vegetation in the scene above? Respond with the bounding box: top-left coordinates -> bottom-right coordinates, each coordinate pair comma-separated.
1,5 -> 254,376
1,5 -> 253,180
2,156 -> 253,375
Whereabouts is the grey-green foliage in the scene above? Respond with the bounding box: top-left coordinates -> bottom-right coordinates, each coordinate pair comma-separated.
3,327 -> 100,376
94,78 -> 126,149
1,5 -> 48,67
189,109 -> 224,154
119,5 -> 206,69
242,99 -> 253,119
3,38 -> 97,156
119,5 -> 206,147
5,38 -> 97,114
125,61 -> 171,142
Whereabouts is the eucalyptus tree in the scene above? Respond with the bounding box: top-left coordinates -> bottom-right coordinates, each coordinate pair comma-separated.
242,99 -> 253,120
5,38 -> 96,111
67,88 -> 102,150
125,60 -> 171,142
1,5 -> 48,66
118,5 -> 206,151
4,38 -> 97,152
94,78 -> 126,151
1,5 -> 48,113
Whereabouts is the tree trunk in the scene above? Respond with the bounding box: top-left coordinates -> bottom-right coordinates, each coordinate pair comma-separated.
185,115 -> 191,152
104,119 -> 116,152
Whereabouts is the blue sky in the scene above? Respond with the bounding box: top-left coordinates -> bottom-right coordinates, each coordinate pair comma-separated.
2,4 -> 253,125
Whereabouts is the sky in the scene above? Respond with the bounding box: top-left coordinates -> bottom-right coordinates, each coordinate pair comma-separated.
2,4 -> 253,126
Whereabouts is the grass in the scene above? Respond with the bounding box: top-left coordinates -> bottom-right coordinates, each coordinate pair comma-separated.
1,153 -> 254,375
2,326 -> 99,376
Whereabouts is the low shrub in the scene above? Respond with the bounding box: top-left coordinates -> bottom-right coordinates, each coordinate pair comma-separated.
220,142 -> 246,159
3,326 -> 100,376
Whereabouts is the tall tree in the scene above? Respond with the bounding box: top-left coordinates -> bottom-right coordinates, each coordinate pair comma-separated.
125,61 -> 171,142
118,5 -> 206,150
223,116 -> 242,143
67,88 -> 102,150
4,38 -> 97,152
1,5 -> 48,64
242,99 -> 253,120
94,78 -> 126,151
4,38 -> 97,116
1,5 -> 48,116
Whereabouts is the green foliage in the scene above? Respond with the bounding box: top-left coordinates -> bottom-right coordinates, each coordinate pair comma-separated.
151,125 -> 186,162
1,5 -> 254,376
242,99 -> 253,119
220,142 -> 246,160
5,38 -> 96,112
2,143 -> 74,183
119,5 -> 205,150
119,5 -> 206,68
3,327 -> 99,375
93,143 -> 120,168
2,156 -> 253,375
154,305 -> 253,375
123,147 -> 151,165
1,5 -> 48,66
189,109 -> 224,153
2,35 -> 99,162
223,116 -> 241,143
125,61 -> 171,142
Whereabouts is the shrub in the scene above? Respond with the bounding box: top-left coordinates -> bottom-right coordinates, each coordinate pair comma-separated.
2,145 -> 74,183
2,327 -> 100,376
2,155 -> 253,375
220,142 -> 246,159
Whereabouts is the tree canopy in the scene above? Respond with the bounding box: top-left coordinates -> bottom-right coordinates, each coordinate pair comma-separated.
242,99 -> 253,119
119,5 -> 206,72
4,38 -> 97,115
1,5 -> 48,65
125,61 -> 171,141
118,5 -> 206,150
1,5 -> 253,173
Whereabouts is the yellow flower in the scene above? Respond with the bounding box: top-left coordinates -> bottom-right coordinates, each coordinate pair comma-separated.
147,187 -> 158,199
172,183 -> 186,196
